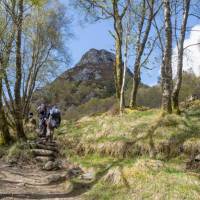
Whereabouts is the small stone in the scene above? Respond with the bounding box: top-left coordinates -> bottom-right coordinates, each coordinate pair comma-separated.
7,158 -> 18,166
194,154 -> 200,162
81,168 -> 96,181
68,166 -> 83,177
46,174 -> 66,184
43,161 -> 54,171
43,161 -> 60,171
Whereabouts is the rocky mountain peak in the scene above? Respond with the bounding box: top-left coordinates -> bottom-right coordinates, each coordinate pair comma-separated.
77,48 -> 115,66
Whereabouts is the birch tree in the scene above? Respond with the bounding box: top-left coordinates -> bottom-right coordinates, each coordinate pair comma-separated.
129,0 -> 158,108
172,0 -> 191,114
161,0 -> 173,113
120,5 -> 132,114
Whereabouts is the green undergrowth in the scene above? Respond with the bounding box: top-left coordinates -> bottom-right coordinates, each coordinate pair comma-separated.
68,154 -> 200,200
57,101 -> 200,160
55,101 -> 200,199
1,101 -> 200,199
0,141 -> 33,164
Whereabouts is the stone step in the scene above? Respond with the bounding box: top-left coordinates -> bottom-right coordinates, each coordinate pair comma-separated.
37,141 -> 58,147
35,156 -> 55,162
35,143 -> 59,153
31,149 -> 58,158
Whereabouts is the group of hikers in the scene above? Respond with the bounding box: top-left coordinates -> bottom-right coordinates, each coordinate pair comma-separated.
29,103 -> 61,142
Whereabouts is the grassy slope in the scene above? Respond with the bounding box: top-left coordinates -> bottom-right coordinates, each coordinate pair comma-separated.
55,101 -> 200,200
1,101 -> 200,199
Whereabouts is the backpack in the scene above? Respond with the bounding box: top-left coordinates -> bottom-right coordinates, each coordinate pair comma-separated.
37,104 -> 47,119
49,107 -> 61,128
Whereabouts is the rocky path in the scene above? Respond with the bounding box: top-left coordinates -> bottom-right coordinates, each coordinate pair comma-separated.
30,139 -> 62,171
0,140 -> 86,200
0,160 -> 84,199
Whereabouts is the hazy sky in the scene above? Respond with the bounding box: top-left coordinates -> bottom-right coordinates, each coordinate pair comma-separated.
61,0 -> 200,86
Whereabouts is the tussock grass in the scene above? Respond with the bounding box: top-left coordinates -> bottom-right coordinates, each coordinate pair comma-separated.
81,156 -> 200,200
55,101 -> 200,199
5,141 -> 33,163
58,105 -> 200,159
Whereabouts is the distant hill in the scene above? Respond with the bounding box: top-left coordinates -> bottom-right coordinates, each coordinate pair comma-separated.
33,48 -> 133,119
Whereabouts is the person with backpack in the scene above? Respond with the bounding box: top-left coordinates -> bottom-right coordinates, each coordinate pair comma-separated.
46,105 -> 61,142
37,103 -> 48,138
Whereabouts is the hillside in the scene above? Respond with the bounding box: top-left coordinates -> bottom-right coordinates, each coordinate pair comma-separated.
55,101 -> 200,199
1,101 -> 200,199
33,49 -> 134,119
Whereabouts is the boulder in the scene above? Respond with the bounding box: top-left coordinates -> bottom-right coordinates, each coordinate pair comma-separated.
43,161 -> 60,171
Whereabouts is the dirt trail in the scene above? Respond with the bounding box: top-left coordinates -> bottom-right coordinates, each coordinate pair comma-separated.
0,161 -> 83,200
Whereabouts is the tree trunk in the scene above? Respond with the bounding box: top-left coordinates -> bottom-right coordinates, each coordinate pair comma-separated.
129,0 -> 154,108
14,0 -> 26,140
120,28 -> 129,114
161,0 -> 173,113
130,61 -> 140,108
172,0 -> 190,114
115,35 -> 123,99
0,77 -> 11,144
113,1 -> 123,101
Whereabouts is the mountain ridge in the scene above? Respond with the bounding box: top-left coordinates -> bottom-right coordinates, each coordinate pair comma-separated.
33,48 -> 132,119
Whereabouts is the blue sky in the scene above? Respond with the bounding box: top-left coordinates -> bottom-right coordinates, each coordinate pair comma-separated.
60,0 -> 200,86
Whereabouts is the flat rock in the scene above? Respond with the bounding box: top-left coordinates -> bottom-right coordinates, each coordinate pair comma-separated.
46,174 -> 66,184
35,156 -> 54,162
36,139 -> 58,146
36,143 -> 59,152
31,149 -> 57,157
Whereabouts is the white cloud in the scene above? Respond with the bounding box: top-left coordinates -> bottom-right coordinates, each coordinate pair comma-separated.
173,24 -> 200,77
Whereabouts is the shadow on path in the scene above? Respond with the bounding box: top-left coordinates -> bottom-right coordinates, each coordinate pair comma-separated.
0,160 -> 120,199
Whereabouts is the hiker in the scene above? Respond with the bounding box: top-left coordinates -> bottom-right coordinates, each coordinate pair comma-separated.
28,112 -> 37,127
24,112 -> 37,132
37,103 -> 48,138
46,105 -> 61,142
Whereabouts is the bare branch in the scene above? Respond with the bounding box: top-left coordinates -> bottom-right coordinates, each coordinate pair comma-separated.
184,42 -> 200,50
